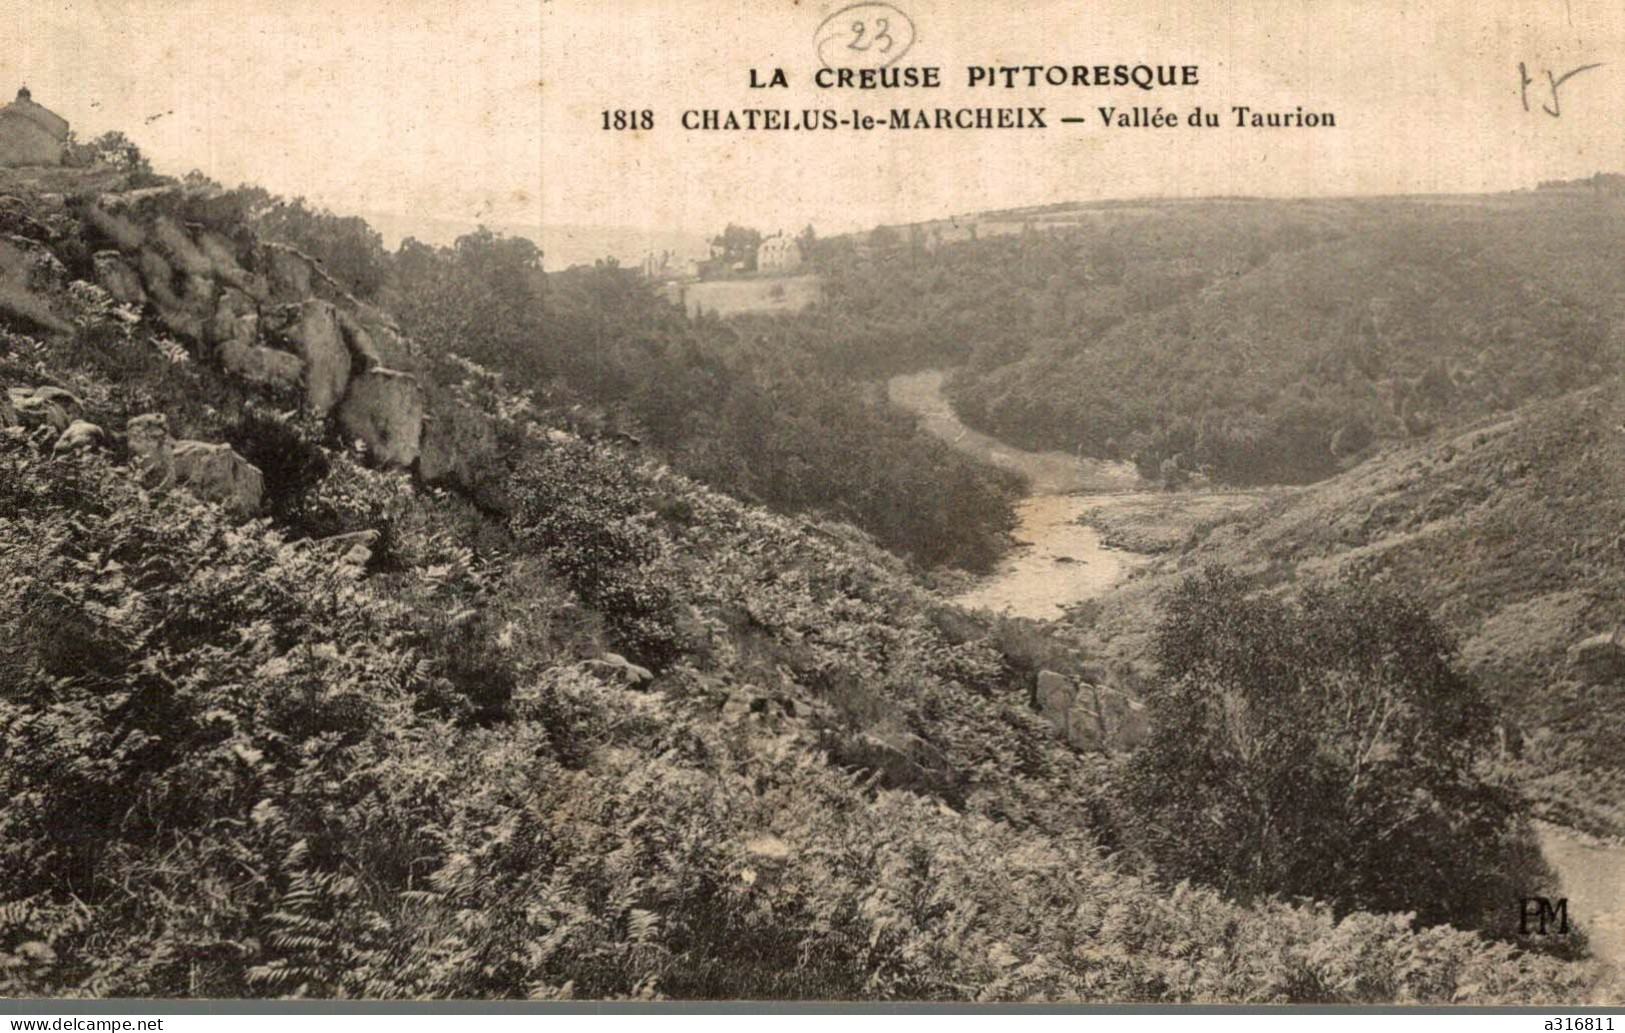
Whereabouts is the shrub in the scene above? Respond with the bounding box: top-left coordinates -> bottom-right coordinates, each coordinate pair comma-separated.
1123,566 -> 1563,939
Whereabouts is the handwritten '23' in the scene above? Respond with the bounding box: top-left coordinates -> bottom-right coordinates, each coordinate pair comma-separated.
815,3 -> 917,69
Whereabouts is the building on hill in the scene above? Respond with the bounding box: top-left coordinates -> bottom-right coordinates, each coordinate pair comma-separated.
756,232 -> 802,274
0,87 -> 69,167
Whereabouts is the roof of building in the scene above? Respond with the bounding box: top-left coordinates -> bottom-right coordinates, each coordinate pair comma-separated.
0,88 -> 70,140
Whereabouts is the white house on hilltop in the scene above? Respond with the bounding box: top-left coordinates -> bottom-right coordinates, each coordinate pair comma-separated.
756,232 -> 802,274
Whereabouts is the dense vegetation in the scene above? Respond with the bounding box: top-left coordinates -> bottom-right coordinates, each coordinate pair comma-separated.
784,198 -> 1622,485
1123,568 -> 1562,942
0,160 -> 1613,1001
1078,381 -> 1625,841
228,197 -> 1024,572
0,337 -> 1594,1001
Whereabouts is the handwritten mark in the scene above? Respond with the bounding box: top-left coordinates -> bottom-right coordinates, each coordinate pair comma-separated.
1519,61 -> 1606,117
815,3 -> 916,70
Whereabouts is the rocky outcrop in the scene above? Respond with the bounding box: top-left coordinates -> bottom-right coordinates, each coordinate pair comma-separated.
52,419 -> 104,455
0,237 -> 71,334
7,385 -> 79,433
267,299 -> 349,414
126,412 -> 263,515
93,250 -> 146,306
338,368 -> 424,468
1033,668 -> 1149,753
0,195 -> 50,241
265,244 -> 315,300
830,730 -> 958,800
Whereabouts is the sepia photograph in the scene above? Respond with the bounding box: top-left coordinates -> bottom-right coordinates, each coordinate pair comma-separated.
1,0 -> 1624,1019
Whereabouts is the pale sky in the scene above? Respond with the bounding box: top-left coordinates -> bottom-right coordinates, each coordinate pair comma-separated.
3,0 -> 542,228
3,1 -> 1622,246
544,0 -> 1625,236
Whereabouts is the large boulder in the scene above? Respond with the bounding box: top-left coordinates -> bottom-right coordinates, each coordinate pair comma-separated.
52,420 -> 105,455
83,203 -> 147,250
267,299 -> 349,413
265,245 -> 316,300
93,250 -> 147,306
1032,668 -> 1147,753
0,195 -> 50,241
338,368 -> 425,468
1570,629 -> 1625,683
218,339 -> 304,393
206,286 -> 259,346
7,386 -> 77,433
125,412 -> 262,515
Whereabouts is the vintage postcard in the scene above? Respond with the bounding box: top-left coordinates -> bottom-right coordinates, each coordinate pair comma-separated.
0,0 -> 1623,1014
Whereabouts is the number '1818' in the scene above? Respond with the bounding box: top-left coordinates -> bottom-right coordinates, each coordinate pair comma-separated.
602,110 -> 654,130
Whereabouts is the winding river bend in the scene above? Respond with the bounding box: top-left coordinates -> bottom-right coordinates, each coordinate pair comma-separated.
887,369 -> 1154,619
891,368 -> 1625,982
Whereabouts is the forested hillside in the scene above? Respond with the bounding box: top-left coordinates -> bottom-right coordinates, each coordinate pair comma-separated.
0,165 -> 1608,1001
793,196 -> 1623,485
229,203 -> 1024,573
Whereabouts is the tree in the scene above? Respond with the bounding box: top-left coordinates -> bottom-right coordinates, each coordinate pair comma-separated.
253,197 -> 390,298
1124,566 -> 1558,936
65,131 -> 152,176
709,223 -> 762,270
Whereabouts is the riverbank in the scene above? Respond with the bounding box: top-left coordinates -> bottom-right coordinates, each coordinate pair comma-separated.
888,369 -> 1156,618
889,368 -> 1269,619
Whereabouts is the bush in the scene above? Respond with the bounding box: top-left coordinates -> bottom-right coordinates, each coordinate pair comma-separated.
509,442 -> 686,671
1123,566 -> 1563,939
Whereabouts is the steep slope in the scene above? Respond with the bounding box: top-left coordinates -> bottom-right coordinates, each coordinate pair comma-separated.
1080,380 -> 1625,835
0,171 -> 1606,1001
930,194 -> 1623,484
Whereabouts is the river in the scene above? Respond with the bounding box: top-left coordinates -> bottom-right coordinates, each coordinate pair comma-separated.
887,369 -> 1155,620
890,367 -> 1625,983
1538,824 -> 1625,983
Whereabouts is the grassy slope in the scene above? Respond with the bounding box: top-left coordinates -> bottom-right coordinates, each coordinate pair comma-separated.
0,175 -> 1608,1001
1080,380 -> 1625,836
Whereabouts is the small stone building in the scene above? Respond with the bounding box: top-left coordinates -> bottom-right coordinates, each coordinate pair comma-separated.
0,87 -> 70,167
756,233 -> 802,274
